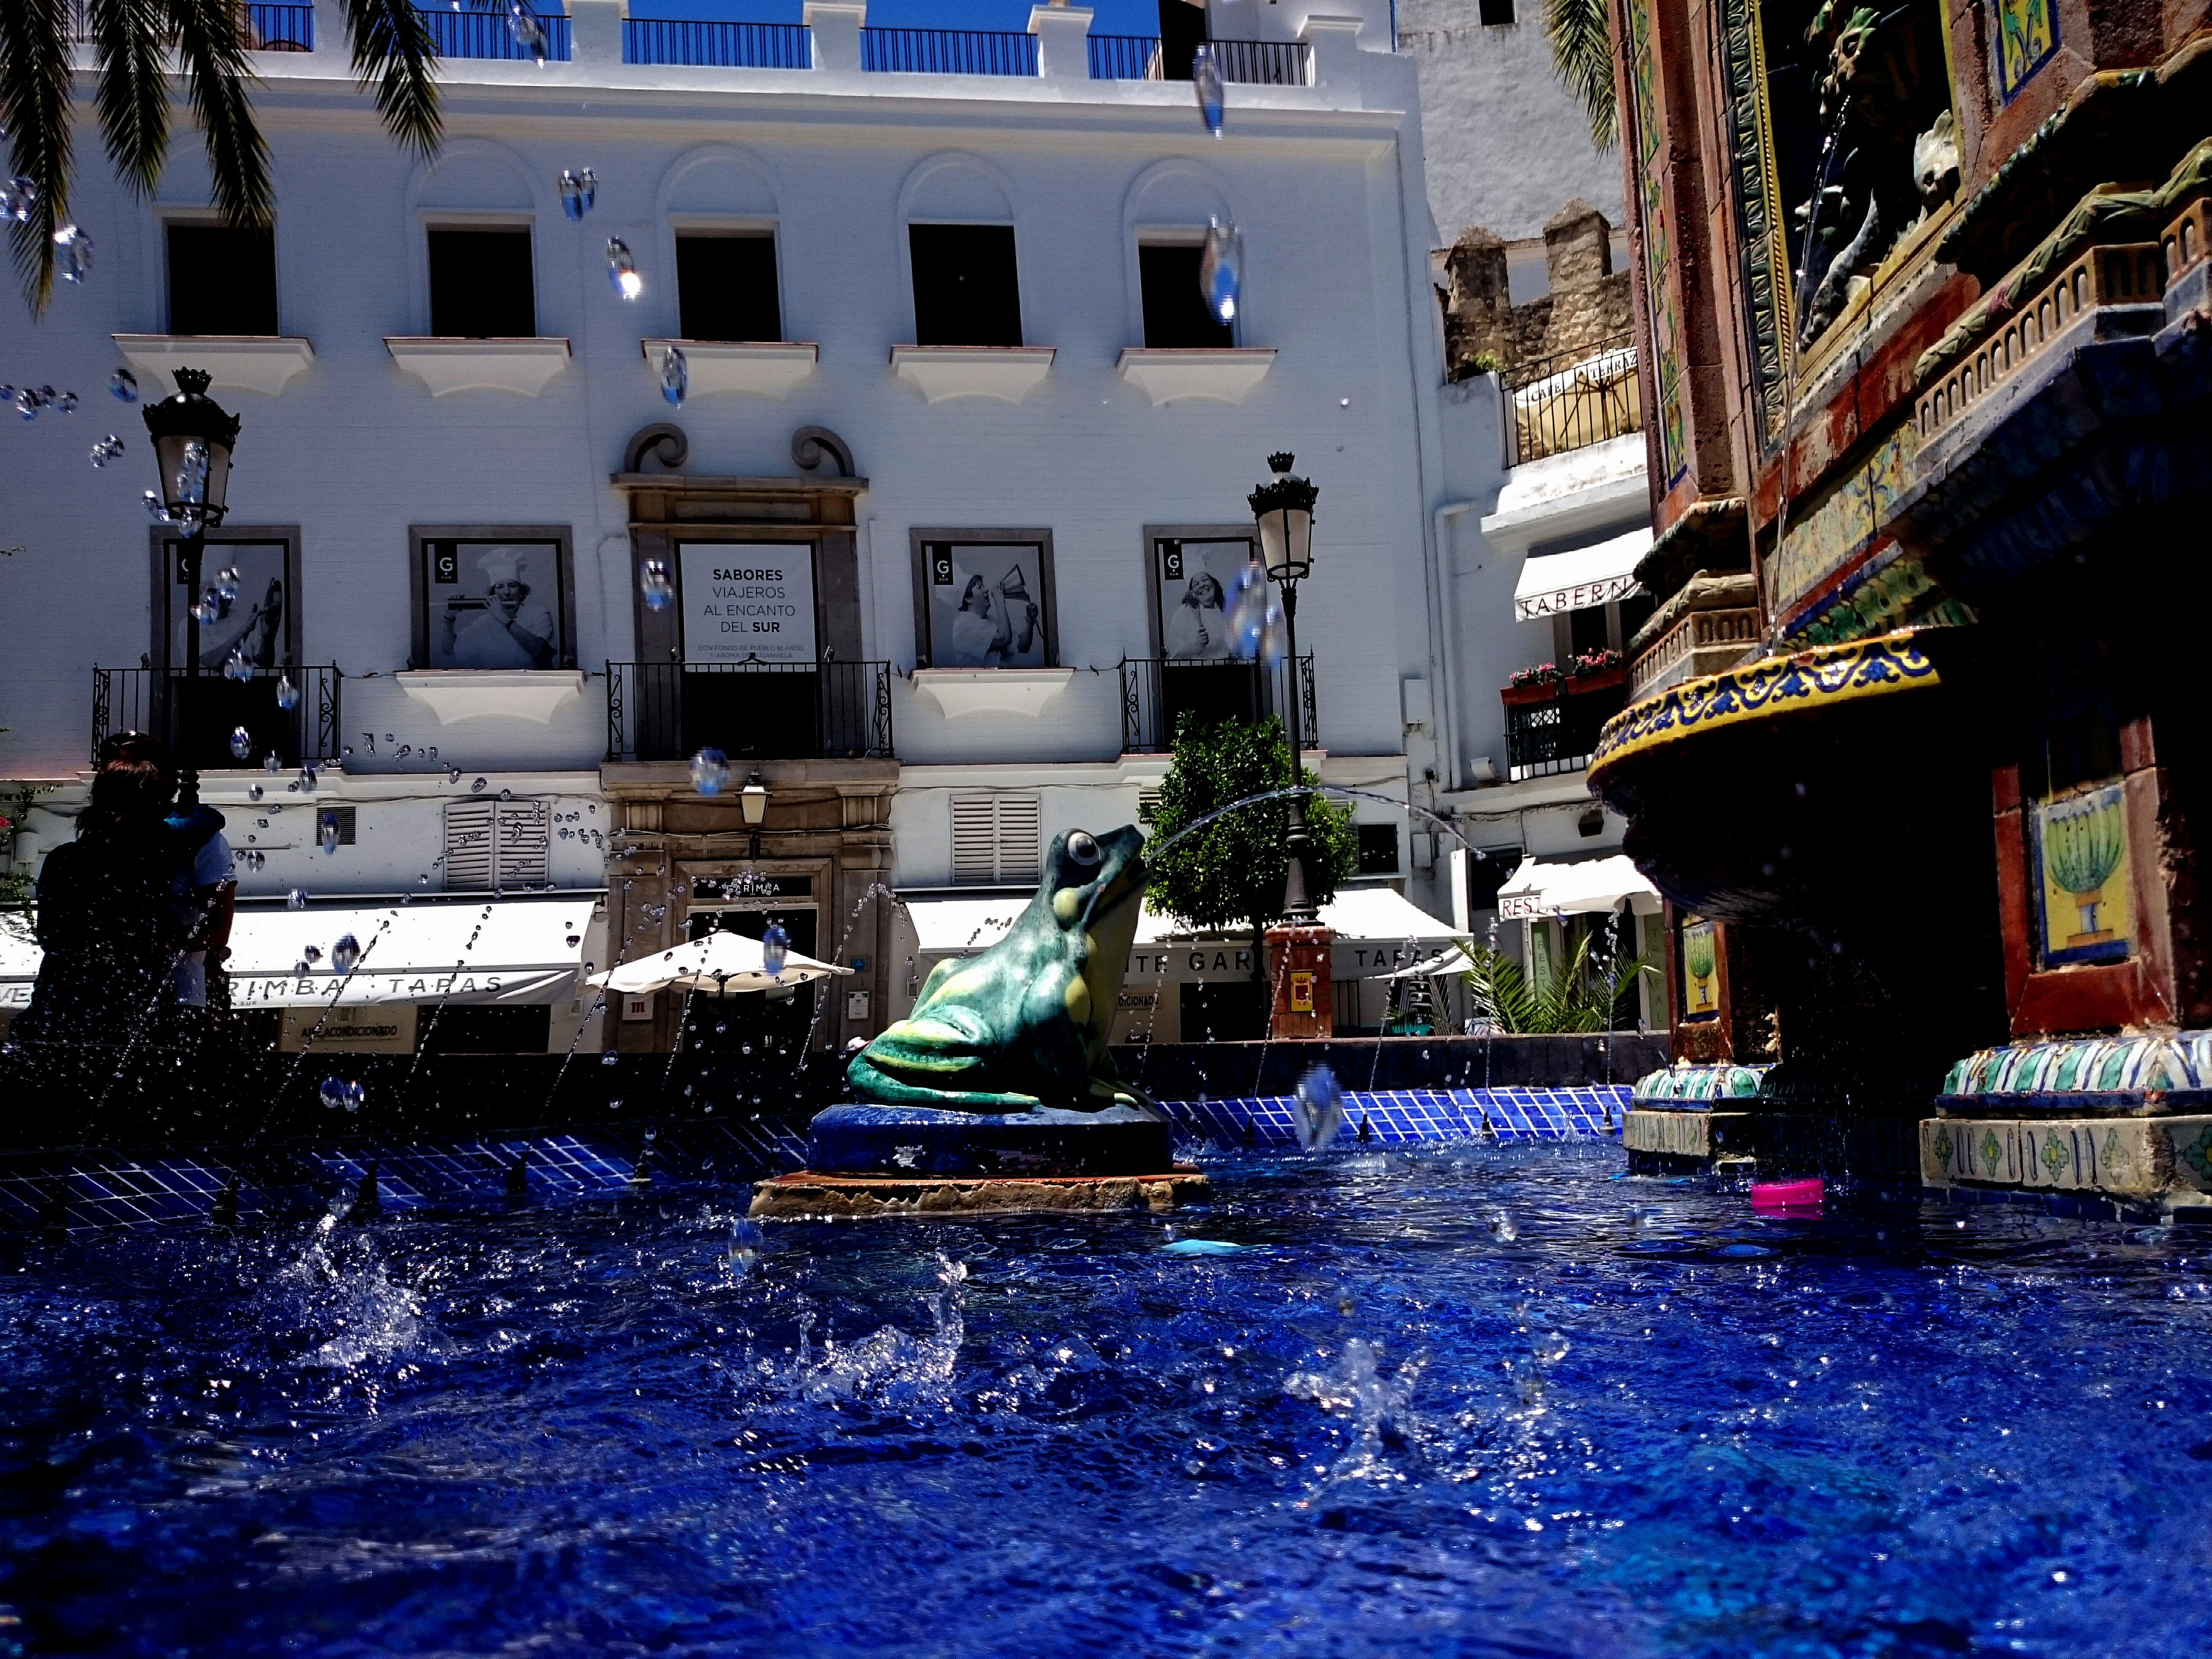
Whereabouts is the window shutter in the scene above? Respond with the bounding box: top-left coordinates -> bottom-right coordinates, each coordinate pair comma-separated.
443,800 -> 496,889
494,799 -> 549,886
950,793 -> 1041,885
444,798 -> 548,889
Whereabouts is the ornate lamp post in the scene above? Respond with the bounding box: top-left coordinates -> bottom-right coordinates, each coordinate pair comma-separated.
1249,451 -> 1319,923
144,369 -> 241,756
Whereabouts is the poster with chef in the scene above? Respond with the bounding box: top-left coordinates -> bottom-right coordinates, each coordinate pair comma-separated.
421,539 -> 566,670
1152,536 -> 1257,660
918,540 -> 1052,668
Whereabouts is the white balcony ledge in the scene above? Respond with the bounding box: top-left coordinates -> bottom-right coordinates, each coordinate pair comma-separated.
891,345 -> 1054,404
395,668 -> 587,724
910,666 -> 1074,718
1116,346 -> 1277,405
113,334 -> 314,397
384,337 -> 572,397
641,339 -> 818,398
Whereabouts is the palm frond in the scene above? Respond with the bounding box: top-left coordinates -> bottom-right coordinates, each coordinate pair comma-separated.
1546,0 -> 1618,151
93,0 -> 171,197
341,0 -> 441,163
0,0 -> 78,310
165,0 -> 270,226
1459,934 -> 1653,1034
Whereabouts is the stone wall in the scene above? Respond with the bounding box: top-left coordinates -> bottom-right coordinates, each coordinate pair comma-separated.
1442,199 -> 1635,381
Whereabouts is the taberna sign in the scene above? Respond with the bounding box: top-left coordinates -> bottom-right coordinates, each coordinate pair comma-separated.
678,542 -> 818,666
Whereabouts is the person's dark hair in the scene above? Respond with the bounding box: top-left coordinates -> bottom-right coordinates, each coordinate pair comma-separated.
79,746 -> 175,840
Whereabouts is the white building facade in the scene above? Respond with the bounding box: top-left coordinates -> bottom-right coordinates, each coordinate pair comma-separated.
0,0 -> 1512,1052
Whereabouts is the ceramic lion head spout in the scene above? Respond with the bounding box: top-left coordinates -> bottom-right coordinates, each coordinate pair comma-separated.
849,827 -> 1152,1114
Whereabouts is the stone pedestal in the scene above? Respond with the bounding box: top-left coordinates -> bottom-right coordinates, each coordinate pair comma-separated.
1266,924 -> 1334,1039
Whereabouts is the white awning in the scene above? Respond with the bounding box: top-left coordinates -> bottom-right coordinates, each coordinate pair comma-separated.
901,888 -> 1459,956
1512,526 -> 1651,620
0,898 -> 593,1010
1380,945 -> 1476,980
590,929 -> 851,995
1495,855 -> 1661,921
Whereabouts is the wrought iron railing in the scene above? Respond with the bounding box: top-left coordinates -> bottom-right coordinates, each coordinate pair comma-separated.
860,27 -> 1037,75
606,660 -> 894,762
67,0 -> 312,47
623,18 -> 811,67
1119,655 -> 1316,754
1501,676 -> 1629,780
413,5 -> 572,61
92,666 -> 343,773
1087,35 -> 1312,83
1500,333 -> 1643,466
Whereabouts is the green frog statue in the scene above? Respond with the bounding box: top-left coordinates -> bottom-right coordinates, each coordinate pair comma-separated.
851,825 -> 1150,1111
812,826 -> 1171,1179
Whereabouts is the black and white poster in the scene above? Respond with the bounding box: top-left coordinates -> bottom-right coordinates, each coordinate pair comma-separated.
1153,536 -> 1255,660
421,540 -> 565,670
170,537 -> 289,671
921,542 -> 1050,668
679,542 -> 816,665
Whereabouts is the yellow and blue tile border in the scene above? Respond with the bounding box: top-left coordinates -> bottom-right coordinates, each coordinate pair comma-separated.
1590,629 -> 1941,777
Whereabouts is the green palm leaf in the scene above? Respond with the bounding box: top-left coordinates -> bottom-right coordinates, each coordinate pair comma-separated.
1546,0 -> 1618,151
94,0 -> 172,198
0,0 -> 77,308
340,0 -> 440,162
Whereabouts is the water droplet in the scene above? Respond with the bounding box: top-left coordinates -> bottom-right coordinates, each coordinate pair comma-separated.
607,237 -> 641,300
298,766 -> 317,793
1227,559 -> 1267,660
1532,1330 -> 1570,1365
659,344 -> 687,406
174,438 -> 209,505
228,725 -> 252,760
109,366 -> 137,403
640,558 -> 674,611
558,167 -> 596,220
1292,1064 -> 1343,1150
601,1052 -> 618,1066
1259,592 -> 1288,666
302,944 -> 322,965
222,647 -> 252,683
214,564 -> 240,602
51,223 -> 90,282
1192,44 -> 1224,137
88,434 -> 123,468
499,788 -> 512,801
247,784 -> 263,801
506,0 -> 549,61
319,1075 -> 347,1110
53,389 -> 75,414
762,920 -> 789,980
471,777 -> 487,793
687,746 -> 730,796
13,388 -> 35,421
318,811 -> 339,854
332,933 -> 360,973
263,752 -> 280,773
1,176 -> 37,223
1199,217 -> 1241,325
275,673 -> 299,711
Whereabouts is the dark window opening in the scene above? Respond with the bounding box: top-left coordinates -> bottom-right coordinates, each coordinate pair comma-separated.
1478,0 -> 1514,23
1180,978 -> 1266,1042
1569,604 -> 1612,660
1466,846 -> 1523,912
168,224 -> 278,336
676,233 -> 781,342
419,1004 -> 551,1053
1139,243 -> 1234,349
1357,824 -> 1401,875
427,227 -> 536,338
909,224 -> 1022,348
1157,0 -> 1205,78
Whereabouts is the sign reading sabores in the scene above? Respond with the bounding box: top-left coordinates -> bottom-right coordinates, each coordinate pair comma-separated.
678,542 -> 817,665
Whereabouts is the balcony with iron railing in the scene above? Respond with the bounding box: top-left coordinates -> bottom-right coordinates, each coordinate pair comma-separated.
1118,655 -> 1316,755
623,17 -> 811,67
1500,665 -> 1629,781
414,5 -> 572,61
92,666 -> 343,773
606,660 -> 893,763
1086,36 -> 1311,83
860,26 -> 1037,74
1500,334 -> 1643,467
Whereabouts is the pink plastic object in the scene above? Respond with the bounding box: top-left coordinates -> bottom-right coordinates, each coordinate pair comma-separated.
1750,1178 -> 1824,1209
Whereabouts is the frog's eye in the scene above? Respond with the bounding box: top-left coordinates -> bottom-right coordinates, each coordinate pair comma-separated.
1066,831 -> 1102,870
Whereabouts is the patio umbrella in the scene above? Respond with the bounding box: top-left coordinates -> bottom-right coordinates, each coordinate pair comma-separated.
588,930 -> 852,996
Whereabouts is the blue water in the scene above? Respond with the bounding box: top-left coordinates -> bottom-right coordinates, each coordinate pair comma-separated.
4,1142 -> 2210,1656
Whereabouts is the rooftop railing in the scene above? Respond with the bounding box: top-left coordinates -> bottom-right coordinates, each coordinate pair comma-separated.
1087,35 -> 1313,84
413,6 -> 572,62
1501,333 -> 1643,466
623,18 -> 811,67
67,0 -> 313,48
860,27 -> 1038,75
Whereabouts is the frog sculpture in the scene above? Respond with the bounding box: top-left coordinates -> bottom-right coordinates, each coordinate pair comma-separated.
848,825 -> 1151,1113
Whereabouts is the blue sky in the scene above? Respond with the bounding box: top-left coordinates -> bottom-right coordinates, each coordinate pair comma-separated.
628,0 -> 1170,35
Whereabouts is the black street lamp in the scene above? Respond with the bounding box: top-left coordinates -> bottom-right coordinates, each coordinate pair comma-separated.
1249,451 -> 1319,923
144,368 -> 241,760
